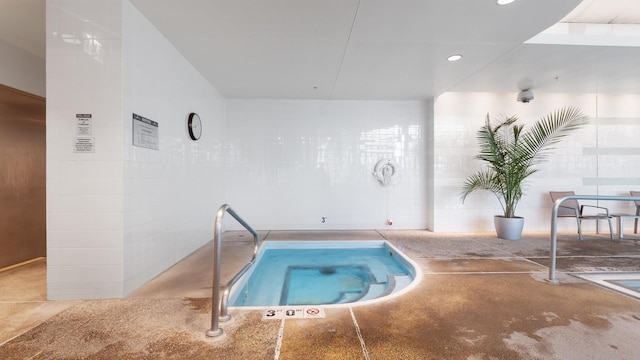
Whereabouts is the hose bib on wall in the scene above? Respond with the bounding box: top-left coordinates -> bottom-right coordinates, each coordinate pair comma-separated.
373,159 -> 400,187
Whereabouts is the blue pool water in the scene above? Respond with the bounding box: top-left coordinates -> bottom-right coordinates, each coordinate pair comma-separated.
609,279 -> 640,291
229,241 -> 417,307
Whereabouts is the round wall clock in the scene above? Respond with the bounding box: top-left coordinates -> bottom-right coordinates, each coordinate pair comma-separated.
187,112 -> 202,140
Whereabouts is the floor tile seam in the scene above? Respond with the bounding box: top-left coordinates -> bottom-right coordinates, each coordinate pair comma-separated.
0,304 -> 84,353
425,254 -> 640,262
273,318 -> 285,360
20,316 -> 94,354
126,296 -> 202,300
422,271 -> 548,275
416,256 -> 551,270
349,307 -> 370,360
519,257 -> 552,269
467,238 -> 520,257
0,325 -> 41,348
527,255 -> 640,259
571,271 -> 640,274
220,240 -> 256,244
274,309 -> 369,359
414,256 -> 543,260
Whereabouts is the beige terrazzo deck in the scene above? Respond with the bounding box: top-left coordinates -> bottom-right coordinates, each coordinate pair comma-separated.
1,230 -> 640,359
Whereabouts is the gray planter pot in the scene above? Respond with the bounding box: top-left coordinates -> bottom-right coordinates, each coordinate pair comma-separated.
494,216 -> 524,240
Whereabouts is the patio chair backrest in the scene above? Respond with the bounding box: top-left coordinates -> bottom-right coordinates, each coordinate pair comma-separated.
549,191 -> 580,217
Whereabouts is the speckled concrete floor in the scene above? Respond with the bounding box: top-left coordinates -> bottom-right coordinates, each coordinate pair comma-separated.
1,230 -> 640,359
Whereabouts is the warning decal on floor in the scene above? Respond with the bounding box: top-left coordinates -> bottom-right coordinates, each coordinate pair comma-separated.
262,307 -> 326,320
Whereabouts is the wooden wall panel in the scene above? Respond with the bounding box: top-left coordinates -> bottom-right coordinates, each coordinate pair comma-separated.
0,84 -> 45,269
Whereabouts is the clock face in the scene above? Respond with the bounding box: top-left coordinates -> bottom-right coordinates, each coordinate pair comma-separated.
188,112 -> 202,140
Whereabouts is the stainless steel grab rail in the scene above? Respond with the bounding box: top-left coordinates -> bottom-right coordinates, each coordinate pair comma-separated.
206,204 -> 259,338
549,195 -> 640,283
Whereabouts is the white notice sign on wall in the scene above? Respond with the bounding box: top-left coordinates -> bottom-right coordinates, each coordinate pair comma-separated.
74,137 -> 95,153
76,114 -> 92,135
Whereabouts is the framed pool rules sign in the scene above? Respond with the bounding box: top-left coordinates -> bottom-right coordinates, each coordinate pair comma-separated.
132,113 -> 159,150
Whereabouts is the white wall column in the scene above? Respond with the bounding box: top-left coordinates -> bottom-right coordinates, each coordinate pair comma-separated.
46,0 -> 226,300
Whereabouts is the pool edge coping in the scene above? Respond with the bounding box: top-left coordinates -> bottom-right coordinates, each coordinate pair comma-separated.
572,272 -> 640,300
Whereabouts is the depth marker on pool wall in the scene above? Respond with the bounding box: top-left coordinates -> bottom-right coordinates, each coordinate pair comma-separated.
263,307 -> 326,320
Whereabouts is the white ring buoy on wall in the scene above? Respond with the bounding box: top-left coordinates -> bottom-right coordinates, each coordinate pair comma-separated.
373,159 -> 400,187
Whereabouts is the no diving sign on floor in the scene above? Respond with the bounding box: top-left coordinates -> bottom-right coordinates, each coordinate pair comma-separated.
263,307 -> 325,320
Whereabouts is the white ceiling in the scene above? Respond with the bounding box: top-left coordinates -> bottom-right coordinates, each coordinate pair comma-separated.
1,0 -> 640,99
563,0 -> 640,23
0,0 -> 45,59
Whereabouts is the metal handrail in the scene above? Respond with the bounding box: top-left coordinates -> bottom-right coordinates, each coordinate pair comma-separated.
206,204 -> 259,338
549,195 -> 640,283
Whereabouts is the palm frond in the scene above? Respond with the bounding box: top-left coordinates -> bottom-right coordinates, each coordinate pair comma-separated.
460,106 -> 587,218
460,169 -> 506,214
518,107 -> 587,163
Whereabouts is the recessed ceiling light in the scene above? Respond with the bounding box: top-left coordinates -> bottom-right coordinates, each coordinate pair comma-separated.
447,54 -> 462,62
497,0 -> 517,5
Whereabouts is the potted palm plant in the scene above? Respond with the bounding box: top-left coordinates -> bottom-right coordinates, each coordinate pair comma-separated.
460,106 -> 587,240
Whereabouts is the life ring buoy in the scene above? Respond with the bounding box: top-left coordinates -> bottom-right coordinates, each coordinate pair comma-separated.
373,159 -> 400,186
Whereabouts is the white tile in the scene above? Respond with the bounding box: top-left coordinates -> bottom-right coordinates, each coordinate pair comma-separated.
435,92 -> 640,232
225,99 -> 428,230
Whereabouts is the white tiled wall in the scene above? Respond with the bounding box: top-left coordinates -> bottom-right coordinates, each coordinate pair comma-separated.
587,94 -> 640,230
45,0 -> 640,300
224,99 -> 429,230
434,92 -> 640,232
121,1 -> 226,295
46,0 -> 225,300
46,0 -> 125,300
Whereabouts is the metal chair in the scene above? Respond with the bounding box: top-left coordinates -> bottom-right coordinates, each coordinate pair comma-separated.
549,191 -> 613,240
609,191 -> 640,239
630,191 -> 640,234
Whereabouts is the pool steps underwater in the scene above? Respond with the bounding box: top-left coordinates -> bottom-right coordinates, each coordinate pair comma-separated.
342,274 -> 412,303
281,273 -> 412,305
379,274 -> 412,298
358,283 -> 387,301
